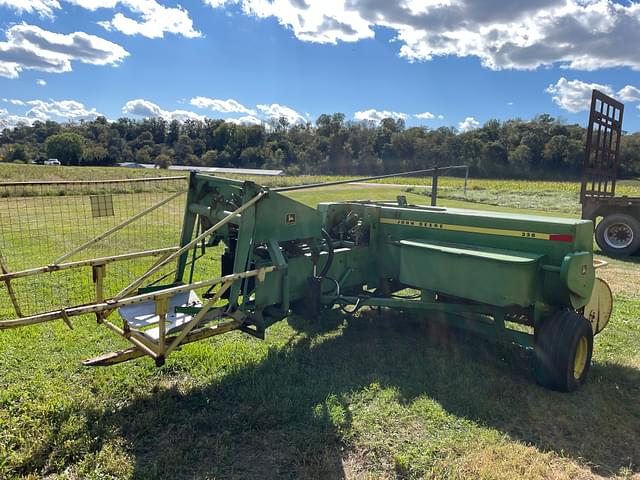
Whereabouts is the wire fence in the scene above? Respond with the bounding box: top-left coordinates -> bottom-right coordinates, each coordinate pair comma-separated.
0,177 -> 192,320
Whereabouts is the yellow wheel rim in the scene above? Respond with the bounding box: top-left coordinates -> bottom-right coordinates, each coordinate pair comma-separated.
573,336 -> 588,380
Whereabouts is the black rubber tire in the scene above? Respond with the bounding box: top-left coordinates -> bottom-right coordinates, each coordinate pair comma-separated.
595,213 -> 640,257
534,310 -> 594,392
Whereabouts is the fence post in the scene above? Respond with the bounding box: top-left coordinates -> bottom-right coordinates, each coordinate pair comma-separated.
464,166 -> 469,195
431,166 -> 439,206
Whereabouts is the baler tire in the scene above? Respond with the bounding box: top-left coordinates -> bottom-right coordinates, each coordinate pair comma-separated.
594,214 -> 640,257
534,310 -> 594,392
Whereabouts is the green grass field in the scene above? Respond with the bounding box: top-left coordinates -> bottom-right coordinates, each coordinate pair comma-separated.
0,164 -> 639,479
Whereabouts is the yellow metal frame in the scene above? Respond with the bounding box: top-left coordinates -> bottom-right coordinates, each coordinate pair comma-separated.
0,247 -> 178,319
0,190 -> 273,366
0,253 -> 22,318
0,265 -> 275,365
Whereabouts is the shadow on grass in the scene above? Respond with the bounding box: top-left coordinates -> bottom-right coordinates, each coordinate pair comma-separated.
597,251 -> 640,264
19,310 -> 640,479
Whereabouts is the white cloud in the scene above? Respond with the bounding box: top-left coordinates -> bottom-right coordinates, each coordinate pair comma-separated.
354,109 -> 408,124
546,77 -> 613,113
212,0 -> 374,44
122,98 -> 163,117
226,115 -> 263,125
128,98 -> 305,125
458,116 -> 480,132
0,23 -> 129,79
415,111 -> 435,120
204,0 -> 231,7
65,0 -> 118,8
167,109 -> 206,122
207,0 -> 640,71
122,99 -> 205,122
617,85 -> 640,103
36,78 -> 46,86
26,99 -> 103,121
257,103 -> 306,124
190,96 -> 256,115
0,0 -> 60,17
0,98 -> 102,128
0,0 -> 200,39
0,113 -> 35,129
65,0 -> 201,39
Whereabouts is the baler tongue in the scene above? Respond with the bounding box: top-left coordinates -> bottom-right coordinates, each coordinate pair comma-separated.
118,290 -> 202,340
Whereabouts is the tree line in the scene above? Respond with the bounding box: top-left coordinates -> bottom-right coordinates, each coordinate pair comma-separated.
1,114 -> 639,178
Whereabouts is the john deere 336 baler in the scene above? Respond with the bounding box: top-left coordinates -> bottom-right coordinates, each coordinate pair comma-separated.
0,172 -> 613,392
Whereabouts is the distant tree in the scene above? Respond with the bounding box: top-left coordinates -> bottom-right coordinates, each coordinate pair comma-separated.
239,146 -> 264,167
45,132 -> 84,165
8,144 -> 27,162
620,133 -> 640,177
480,141 -> 508,176
133,131 -> 154,150
245,125 -> 266,147
155,153 -> 172,169
81,145 -> 109,166
2,109 -> 638,179
174,134 -> 194,164
166,120 -> 180,146
543,135 -> 570,167
520,132 -> 546,167
135,147 -> 151,164
508,144 -> 533,174
564,139 -> 584,172
480,119 -> 501,142
201,150 -> 219,166
192,138 -> 206,157
145,117 -> 167,144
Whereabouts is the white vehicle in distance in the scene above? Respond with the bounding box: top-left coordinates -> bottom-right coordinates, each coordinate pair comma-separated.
44,159 -> 61,165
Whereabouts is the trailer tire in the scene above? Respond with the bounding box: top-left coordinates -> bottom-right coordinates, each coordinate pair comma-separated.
534,310 -> 593,392
595,214 -> 640,256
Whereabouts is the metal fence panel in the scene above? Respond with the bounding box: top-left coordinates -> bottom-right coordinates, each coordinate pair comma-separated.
0,177 -> 191,319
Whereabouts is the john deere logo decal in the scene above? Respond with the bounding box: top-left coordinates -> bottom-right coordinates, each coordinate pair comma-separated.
286,213 -> 296,225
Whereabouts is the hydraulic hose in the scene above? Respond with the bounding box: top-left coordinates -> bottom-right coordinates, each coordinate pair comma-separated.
317,228 -> 334,279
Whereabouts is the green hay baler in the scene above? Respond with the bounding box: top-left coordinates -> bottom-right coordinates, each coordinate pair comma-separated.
0,172 -> 612,392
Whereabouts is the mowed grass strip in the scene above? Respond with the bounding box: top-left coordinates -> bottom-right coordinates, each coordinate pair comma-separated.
3,163 -> 639,197
0,168 -> 639,479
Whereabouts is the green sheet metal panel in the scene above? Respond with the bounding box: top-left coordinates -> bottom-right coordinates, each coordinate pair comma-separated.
377,205 -> 593,265
317,201 -> 595,309
255,246 -> 372,307
561,252 -> 595,299
253,191 -> 323,243
398,239 -> 543,307
553,251 -> 595,309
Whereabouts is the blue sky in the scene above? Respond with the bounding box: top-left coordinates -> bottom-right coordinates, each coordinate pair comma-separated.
1,0 -> 640,132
